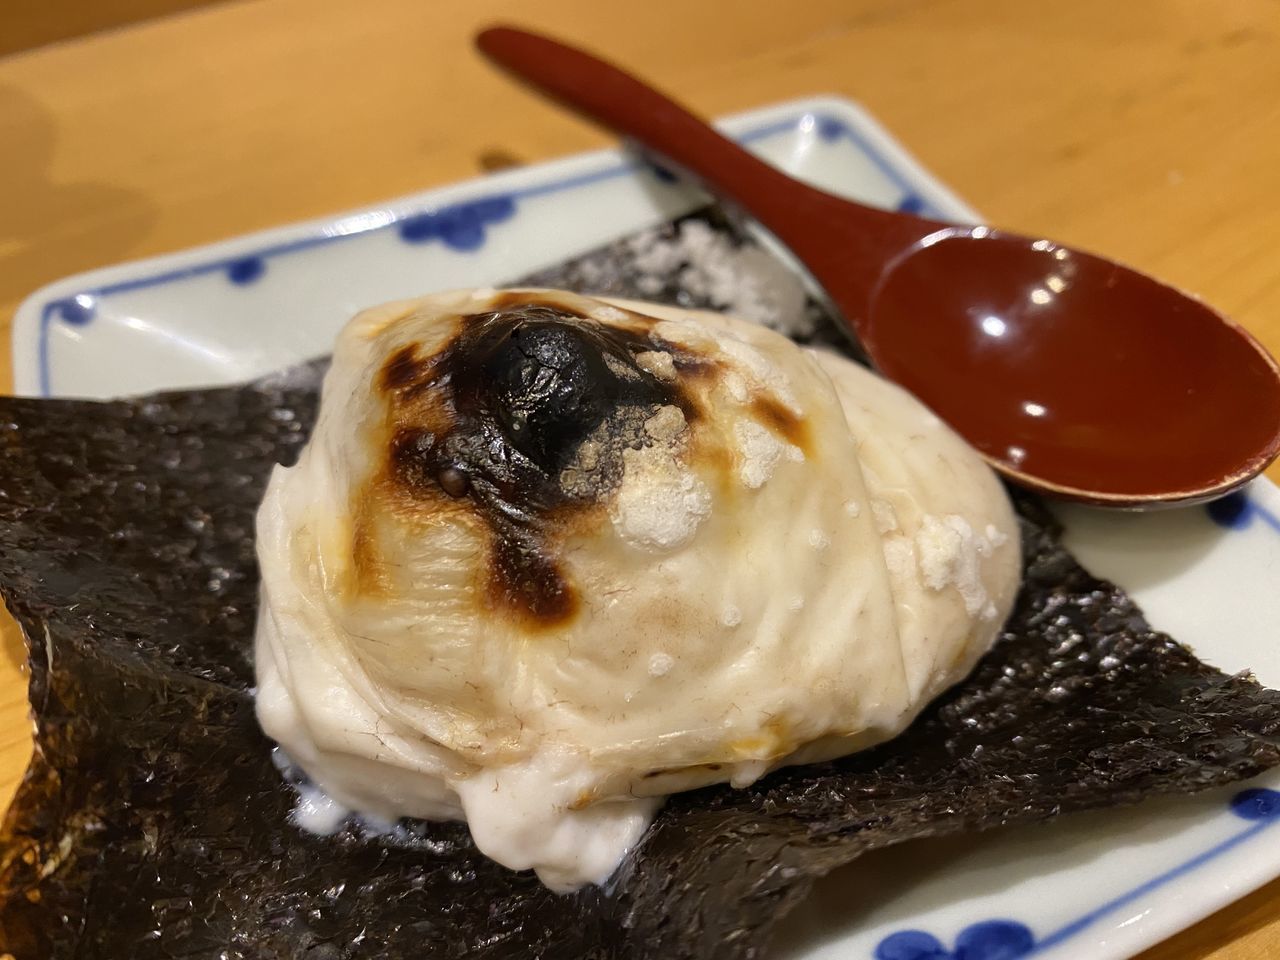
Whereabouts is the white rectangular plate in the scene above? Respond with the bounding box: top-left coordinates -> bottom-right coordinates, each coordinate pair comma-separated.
13,95 -> 1280,960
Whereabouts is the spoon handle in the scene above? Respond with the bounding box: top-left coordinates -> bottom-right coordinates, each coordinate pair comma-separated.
479,29 -> 897,262
476,26 -> 942,324
478,28 -> 808,214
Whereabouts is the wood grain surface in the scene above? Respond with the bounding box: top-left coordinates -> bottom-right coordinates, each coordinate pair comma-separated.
0,0 -> 229,58
2,1 -> 1279,956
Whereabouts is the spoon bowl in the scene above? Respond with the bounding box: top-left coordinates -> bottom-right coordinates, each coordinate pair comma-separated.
868,228 -> 1280,505
476,26 -> 1280,506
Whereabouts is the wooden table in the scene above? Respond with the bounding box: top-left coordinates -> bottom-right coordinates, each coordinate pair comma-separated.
2,1 -> 1279,955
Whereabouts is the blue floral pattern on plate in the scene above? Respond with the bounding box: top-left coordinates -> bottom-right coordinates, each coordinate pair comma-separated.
1206,490 -> 1280,533
396,195 -> 517,250
32,109 -> 943,396
874,788 -> 1280,959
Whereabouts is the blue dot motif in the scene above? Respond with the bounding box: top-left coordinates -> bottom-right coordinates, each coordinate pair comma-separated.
876,920 -> 1035,960
816,116 -> 844,142
398,212 -> 439,244
955,920 -> 1035,960
648,160 -> 678,184
898,193 -> 927,215
226,257 -> 266,285
57,297 -> 95,326
1205,490 -> 1251,529
468,195 -> 516,224
1205,491 -> 1280,533
436,206 -> 485,251
875,929 -> 949,959
397,195 -> 516,252
1231,788 -> 1280,821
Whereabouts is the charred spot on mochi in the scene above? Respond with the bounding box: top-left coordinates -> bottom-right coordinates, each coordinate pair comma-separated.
349,504 -> 384,596
750,393 -> 811,454
489,529 -> 578,624
388,428 -> 442,492
380,299 -> 695,627
376,345 -> 437,394
380,344 -> 423,391
439,303 -> 696,514
437,466 -> 470,498
454,306 -> 677,476
670,352 -> 720,380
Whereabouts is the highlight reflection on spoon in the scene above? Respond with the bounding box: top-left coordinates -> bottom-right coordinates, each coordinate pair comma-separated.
477,26 -> 1280,507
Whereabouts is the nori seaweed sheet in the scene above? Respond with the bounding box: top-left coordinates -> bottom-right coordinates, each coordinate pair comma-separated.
2,209 -> 1280,960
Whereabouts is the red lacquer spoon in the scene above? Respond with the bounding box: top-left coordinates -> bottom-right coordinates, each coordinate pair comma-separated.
477,25 -> 1280,507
